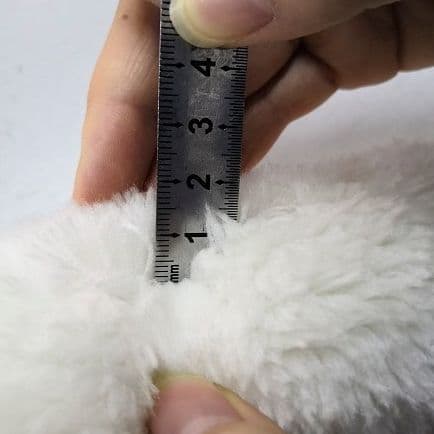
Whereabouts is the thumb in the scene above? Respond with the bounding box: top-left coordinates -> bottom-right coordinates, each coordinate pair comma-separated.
150,374 -> 285,434
169,0 -> 395,47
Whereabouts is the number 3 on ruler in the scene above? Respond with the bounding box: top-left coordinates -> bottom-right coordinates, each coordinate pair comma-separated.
188,118 -> 213,134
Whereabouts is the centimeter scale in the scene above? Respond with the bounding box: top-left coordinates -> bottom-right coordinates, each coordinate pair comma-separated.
154,0 -> 248,283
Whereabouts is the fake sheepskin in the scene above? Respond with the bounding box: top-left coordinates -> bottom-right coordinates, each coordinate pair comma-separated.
1,143 -> 434,434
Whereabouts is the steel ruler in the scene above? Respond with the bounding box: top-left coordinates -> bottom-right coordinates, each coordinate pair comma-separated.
154,0 -> 248,283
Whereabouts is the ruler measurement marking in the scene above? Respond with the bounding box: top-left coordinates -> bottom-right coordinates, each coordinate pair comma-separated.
155,0 -> 247,283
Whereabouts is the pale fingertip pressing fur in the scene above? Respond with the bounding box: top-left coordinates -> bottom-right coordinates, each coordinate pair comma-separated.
1,143 -> 433,433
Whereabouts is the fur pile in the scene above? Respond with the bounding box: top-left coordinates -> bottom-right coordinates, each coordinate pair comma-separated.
0,143 -> 433,433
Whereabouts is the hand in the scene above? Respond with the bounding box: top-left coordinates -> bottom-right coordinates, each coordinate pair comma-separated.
150,375 -> 285,434
73,0 -> 434,204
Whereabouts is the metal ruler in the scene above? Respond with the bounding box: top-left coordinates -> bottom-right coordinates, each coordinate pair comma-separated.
154,0 -> 248,283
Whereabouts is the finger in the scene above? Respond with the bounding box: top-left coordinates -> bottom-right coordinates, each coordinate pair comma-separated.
393,0 -> 434,71
170,0 -> 397,47
304,6 -> 399,88
243,51 -> 337,171
214,386 -> 283,432
73,0 -> 160,204
247,41 -> 295,96
150,374 -> 284,434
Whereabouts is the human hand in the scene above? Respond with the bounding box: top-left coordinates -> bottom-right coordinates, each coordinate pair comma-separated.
170,0 -> 434,166
150,375 -> 285,434
73,0 -> 434,204
73,0 -> 302,203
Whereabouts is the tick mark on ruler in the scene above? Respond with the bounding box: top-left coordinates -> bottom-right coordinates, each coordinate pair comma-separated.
163,122 -> 183,128
165,62 -> 185,69
221,66 -> 239,72
161,179 -> 182,185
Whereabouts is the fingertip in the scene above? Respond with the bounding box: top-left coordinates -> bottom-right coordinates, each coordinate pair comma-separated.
150,374 -> 242,434
149,374 -> 285,434
170,0 -> 275,48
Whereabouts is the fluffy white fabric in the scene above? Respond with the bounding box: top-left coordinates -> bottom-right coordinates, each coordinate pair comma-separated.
1,143 -> 433,434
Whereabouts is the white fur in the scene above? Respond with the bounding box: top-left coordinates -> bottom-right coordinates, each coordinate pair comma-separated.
1,143 -> 433,433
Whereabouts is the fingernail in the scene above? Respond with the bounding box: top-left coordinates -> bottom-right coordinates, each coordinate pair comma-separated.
171,0 -> 275,47
151,374 -> 243,434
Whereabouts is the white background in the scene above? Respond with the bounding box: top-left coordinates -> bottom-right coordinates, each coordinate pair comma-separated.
1,0 -> 433,230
